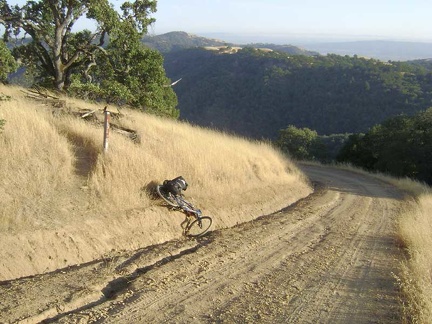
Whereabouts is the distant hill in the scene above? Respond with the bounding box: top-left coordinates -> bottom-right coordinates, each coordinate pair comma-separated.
301,40 -> 432,61
143,31 -> 230,53
163,47 -> 432,139
244,43 -> 319,56
152,32 -> 432,61
142,31 -> 318,56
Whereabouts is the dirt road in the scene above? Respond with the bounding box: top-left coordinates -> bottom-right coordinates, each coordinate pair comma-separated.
1,165 -> 407,323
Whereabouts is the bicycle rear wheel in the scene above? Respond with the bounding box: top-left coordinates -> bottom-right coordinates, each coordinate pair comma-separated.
156,185 -> 179,207
186,216 -> 212,237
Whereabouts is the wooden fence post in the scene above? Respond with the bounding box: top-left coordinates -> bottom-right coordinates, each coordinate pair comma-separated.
103,107 -> 110,153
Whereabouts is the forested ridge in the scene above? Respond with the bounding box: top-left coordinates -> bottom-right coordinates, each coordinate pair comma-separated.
142,31 -> 229,53
142,31 -> 319,56
163,47 -> 432,139
162,46 -> 432,183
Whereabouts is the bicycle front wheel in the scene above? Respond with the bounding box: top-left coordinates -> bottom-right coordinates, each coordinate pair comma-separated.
156,185 -> 179,207
186,216 -> 212,237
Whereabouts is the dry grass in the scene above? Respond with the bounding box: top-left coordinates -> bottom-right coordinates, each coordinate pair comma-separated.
89,111 -> 305,209
0,88 -> 76,230
394,186 -> 432,323
0,84 -> 307,233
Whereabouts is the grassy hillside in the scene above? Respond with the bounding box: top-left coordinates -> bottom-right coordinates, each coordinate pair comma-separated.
0,85 -> 312,280
2,85 -> 432,322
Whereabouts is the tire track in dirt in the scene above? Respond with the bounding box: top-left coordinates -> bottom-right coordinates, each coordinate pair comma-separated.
99,189 -> 341,323
1,165 -> 407,323
51,165 -> 407,323
280,166 -> 404,323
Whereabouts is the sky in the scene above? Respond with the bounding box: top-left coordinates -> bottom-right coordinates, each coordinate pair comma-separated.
145,0 -> 432,43
8,0 -> 432,44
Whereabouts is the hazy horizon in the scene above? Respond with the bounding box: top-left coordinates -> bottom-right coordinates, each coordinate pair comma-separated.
147,30 -> 432,61
150,0 -> 432,45
183,31 -> 432,46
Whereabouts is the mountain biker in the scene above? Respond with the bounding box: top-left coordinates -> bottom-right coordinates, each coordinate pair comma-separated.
162,176 -> 188,197
162,176 -> 191,210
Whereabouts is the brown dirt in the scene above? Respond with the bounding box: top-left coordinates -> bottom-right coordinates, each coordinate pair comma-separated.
0,164 -> 408,323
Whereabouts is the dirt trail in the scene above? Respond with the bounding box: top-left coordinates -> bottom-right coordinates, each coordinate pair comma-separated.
0,165 -> 408,323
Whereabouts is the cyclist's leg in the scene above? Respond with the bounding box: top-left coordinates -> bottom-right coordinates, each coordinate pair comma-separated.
176,196 -> 199,214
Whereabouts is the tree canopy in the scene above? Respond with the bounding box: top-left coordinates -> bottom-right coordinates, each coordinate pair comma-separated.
0,40 -> 17,82
0,0 -> 155,90
337,108 -> 432,184
276,125 -> 326,160
0,0 -> 178,117
163,48 -> 432,137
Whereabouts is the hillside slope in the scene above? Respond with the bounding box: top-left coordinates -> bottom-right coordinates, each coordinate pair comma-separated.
0,85 -> 312,281
142,31 -> 229,53
163,47 -> 432,139
142,31 -> 318,56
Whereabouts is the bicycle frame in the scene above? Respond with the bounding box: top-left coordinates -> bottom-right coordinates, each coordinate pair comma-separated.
174,196 -> 202,218
156,183 -> 212,237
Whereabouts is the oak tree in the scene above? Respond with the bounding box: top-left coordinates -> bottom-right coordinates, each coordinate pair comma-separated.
0,39 -> 17,82
0,0 -> 156,91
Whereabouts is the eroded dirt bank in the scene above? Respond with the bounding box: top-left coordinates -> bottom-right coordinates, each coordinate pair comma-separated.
0,165 -> 411,323
0,181 -> 311,282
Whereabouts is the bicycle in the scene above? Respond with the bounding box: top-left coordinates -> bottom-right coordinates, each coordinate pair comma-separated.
156,184 -> 213,237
